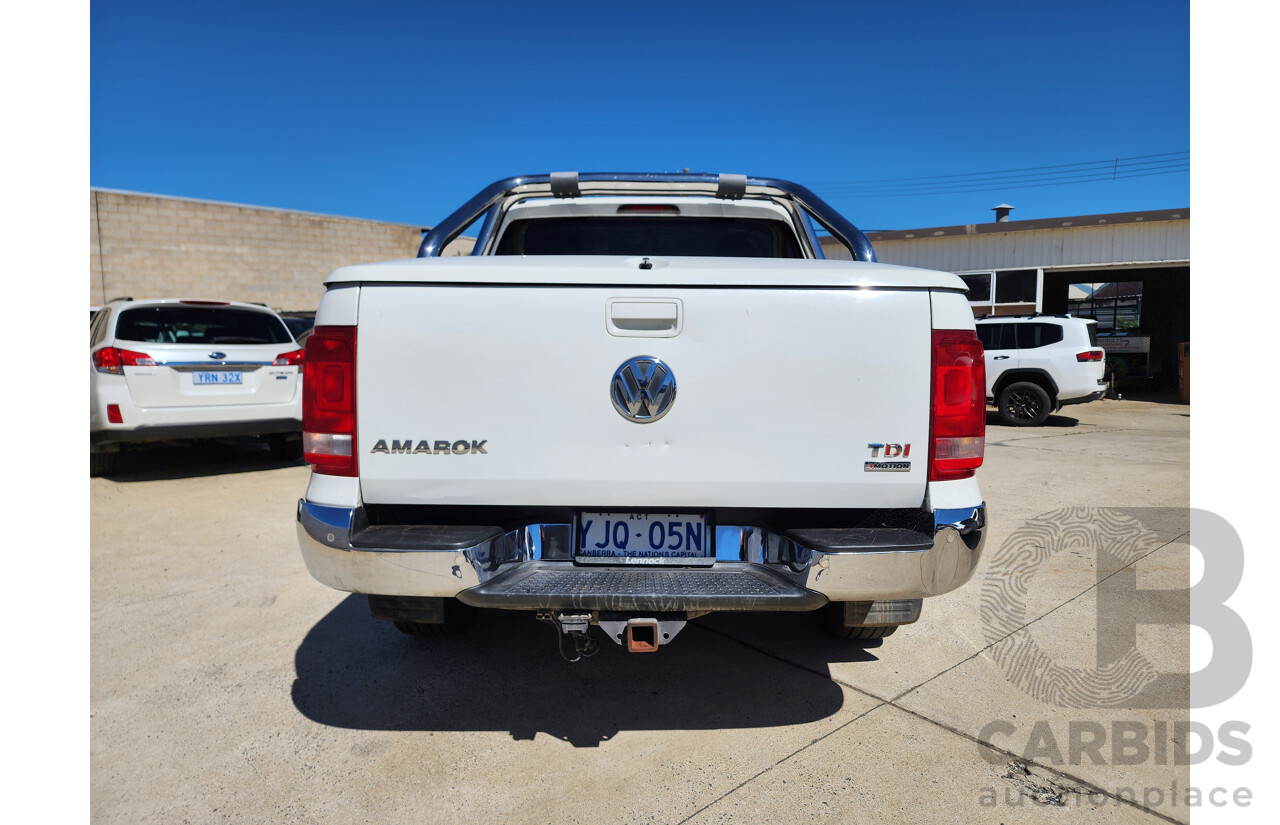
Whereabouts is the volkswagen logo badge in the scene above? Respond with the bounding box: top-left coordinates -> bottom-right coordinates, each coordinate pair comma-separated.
208,352 -> 226,359
611,356 -> 677,423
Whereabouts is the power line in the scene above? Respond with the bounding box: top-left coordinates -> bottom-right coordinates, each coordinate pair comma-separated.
823,164 -> 1189,198
820,158 -> 1188,193
818,161 -> 1190,195
823,166 -> 1189,199
815,151 -> 1187,185
811,151 -> 1189,198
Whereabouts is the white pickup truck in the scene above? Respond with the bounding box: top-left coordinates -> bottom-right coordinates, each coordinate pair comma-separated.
296,173 -> 987,659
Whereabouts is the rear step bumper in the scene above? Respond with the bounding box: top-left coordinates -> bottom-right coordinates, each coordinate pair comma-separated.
457,561 -> 825,612
296,502 -> 986,607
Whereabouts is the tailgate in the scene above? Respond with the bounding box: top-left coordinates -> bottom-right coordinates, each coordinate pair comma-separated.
356,286 -> 932,509
123,344 -> 300,408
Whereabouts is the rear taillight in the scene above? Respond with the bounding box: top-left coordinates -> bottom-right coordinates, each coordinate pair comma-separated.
273,349 -> 305,367
929,329 -> 985,481
303,326 -> 357,476
1076,350 -> 1105,362
92,346 -> 156,375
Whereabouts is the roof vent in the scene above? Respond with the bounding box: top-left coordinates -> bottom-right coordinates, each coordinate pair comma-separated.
992,203 -> 1015,222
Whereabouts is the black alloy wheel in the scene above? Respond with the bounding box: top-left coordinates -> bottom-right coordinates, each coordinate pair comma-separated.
998,381 -> 1052,426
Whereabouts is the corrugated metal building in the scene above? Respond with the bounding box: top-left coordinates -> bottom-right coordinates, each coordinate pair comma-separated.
821,208 -> 1190,386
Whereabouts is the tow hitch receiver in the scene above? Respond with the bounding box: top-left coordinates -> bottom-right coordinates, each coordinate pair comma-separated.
624,619 -> 659,653
598,613 -> 688,652
537,611 -> 688,660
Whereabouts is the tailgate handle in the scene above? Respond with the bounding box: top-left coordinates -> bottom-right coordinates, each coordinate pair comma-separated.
607,299 -> 683,338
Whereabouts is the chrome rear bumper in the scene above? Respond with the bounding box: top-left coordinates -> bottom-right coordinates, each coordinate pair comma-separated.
296,501 -> 986,608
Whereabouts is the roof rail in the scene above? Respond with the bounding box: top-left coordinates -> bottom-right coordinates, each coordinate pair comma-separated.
979,313 -> 1084,321
416,172 -> 877,262
108,296 -> 133,303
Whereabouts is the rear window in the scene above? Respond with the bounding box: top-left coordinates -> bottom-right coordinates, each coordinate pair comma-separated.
1086,322 -> 1099,347
114,306 -> 291,345
976,323 -> 1016,350
494,217 -> 803,258
1015,323 -> 1064,349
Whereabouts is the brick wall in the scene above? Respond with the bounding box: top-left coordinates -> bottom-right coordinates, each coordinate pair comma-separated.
89,189 -> 472,311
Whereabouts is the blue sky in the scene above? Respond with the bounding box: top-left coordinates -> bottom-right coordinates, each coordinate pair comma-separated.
91,0 -> 1189,231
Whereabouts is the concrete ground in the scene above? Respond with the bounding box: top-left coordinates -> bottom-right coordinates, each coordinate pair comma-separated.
91,399 -> 1191,824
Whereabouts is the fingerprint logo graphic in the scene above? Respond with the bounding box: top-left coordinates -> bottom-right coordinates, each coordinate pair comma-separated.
979,506 -> 1169,708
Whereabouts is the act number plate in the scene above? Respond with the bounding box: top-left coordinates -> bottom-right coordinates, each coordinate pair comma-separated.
576,512 -> 710,563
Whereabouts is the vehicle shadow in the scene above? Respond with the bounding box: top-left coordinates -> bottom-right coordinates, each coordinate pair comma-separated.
291,596 -> 866,747
96,439 -> 304,482
985,410 -> 1079,428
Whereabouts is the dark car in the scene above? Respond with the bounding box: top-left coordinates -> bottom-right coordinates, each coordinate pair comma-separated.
280,313 -> 315,345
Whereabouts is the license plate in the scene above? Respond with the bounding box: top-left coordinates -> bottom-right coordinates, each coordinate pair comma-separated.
193,371 -> 242,385
577,512 -> 710,560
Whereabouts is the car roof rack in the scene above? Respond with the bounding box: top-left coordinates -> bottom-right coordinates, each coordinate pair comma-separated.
979,313 -> 1083,321
416,172 -> 878,263
109,296 -> 133,303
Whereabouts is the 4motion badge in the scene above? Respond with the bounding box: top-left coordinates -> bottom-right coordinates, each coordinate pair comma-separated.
865,442 -> 911,472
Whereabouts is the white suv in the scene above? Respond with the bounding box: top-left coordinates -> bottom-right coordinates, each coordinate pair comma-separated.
89,298 -> 304,475
975,315 -> 1107,426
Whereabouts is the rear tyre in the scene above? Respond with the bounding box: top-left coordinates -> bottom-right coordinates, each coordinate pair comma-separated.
90,449 -> 118,477
816,602 -> 900,641
997,381 -> 1052,426
269,434 -> 304,461
391,599 -> 479,637
834,624 -> 897,640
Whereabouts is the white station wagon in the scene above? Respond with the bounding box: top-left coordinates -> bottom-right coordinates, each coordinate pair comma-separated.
89,298 -> 304,475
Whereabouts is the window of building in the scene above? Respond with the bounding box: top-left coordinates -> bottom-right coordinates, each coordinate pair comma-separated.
995,269 -> 1038,304
961,273 -> 991,302
1068,282 -> 1143,333
961,268 -> 1040,311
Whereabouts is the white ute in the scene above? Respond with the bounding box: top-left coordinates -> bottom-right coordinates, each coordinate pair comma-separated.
296,173 -> 988,658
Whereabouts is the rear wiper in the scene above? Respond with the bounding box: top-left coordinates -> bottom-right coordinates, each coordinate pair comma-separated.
210,336 -> 269,344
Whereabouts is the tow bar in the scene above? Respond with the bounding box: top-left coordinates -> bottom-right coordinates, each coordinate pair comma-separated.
537,611 -> 688,660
